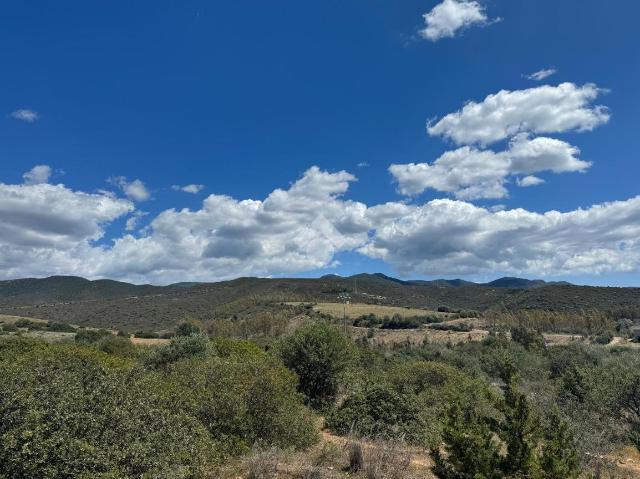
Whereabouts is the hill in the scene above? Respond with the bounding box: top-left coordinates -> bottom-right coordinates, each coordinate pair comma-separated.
0,276 -> 170,306
0,274 -> 639,331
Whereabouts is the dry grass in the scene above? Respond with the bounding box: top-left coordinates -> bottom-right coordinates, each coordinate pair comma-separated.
130,337 -> 170,346
23,331 -> 75,343
245,448 -> 282,479
293,303 -> 445,320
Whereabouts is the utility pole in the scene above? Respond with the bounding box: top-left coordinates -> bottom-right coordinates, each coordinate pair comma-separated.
338,291 -> 350,335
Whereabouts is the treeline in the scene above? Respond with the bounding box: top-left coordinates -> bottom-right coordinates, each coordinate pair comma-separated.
485,309 -> 618,335
0,318 -> 76,333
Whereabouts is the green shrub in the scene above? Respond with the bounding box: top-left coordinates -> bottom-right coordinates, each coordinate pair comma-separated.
95,335 -> 137,357
0,344 -> 216,478
277,322 -> 354,409
13,318 -> 33,328
175,320 -> 203,337
328,361 -> 495,446
144,333 -> 209,368
353,313 -> 381,328
511,325 -> 546,351
134,330 -> 159,339
592,331 -> 614,345
163,345 -> 318,455
46,321 -> 77,333
75,329 -> 111,345
326,381 -> 427,442
381,315 -> 422,330
430,322 -> 473,332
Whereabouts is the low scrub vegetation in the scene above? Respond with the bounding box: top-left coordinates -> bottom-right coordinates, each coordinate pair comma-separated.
0,335 -> 317,478
1,309 -> 640,478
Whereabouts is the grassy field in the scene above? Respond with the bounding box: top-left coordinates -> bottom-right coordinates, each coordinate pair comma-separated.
291,302 -> 446,319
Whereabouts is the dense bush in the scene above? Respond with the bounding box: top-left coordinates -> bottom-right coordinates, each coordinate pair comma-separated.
381,315 -> 422,329
352,313 -> 381,328
175,319 -> 203,336
429,322 -> 473,332
592,331 -> 614,345
46,321 -> 77,332
327,381 -> 427,442
95,334 -> 137,357
277,322 -> 354,409
75,328 -> 111,345
143,333 -> 210,368
164,340 -> 318,455
134,330 -> 159,338
510,325 -> 546,351
353,313 -> 443,329
0,340 -> 216,478
0,335 -> 319,477
327,360 -> 495,445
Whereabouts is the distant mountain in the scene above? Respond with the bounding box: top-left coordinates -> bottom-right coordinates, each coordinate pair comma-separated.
406,279 -> 476,288
482,277 -> 571,289
0,273 -> 573,309
0,275 -> 170,306
1,273 -> 636,332
347,274 -> 569,290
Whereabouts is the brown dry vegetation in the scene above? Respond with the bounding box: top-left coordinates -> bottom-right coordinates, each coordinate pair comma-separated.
294,302 -> 447,320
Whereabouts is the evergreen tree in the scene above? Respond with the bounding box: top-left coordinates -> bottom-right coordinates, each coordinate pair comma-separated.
539,420 -> 580,479
501,380 -> 539,477
433,381 -> 581,479
432,405 -> 503,479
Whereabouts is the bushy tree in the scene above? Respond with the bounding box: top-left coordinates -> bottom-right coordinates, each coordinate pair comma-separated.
175,319 -> 203,337
277,322 -> 354,408
539,419 -> 580,479
511,325 -> 546,352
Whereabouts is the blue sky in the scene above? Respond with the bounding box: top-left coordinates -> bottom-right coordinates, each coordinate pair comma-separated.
2,1 -> 639,285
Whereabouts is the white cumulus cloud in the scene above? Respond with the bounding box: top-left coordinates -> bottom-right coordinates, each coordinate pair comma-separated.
22,165 -> 52,185
389,134 -> 589,199
517,175 -> 545,187
10,109 -> 39,123
420,0 -> 491,41
172,184 -> 205,194
427,83 -> 609,146
109,177 -> 151,202
2,167 -> 640,283
362,196 -> 640,276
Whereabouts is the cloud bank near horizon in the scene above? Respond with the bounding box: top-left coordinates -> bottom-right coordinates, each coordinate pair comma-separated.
1,163 -> 639,284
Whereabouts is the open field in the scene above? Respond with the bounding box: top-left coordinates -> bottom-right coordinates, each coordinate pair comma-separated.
292,302 -> 448,320
130,337 -> 170,346
23,330 -> 75,343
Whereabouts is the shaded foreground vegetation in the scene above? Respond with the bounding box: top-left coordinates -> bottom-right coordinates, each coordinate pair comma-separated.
1,309 -> 640,478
